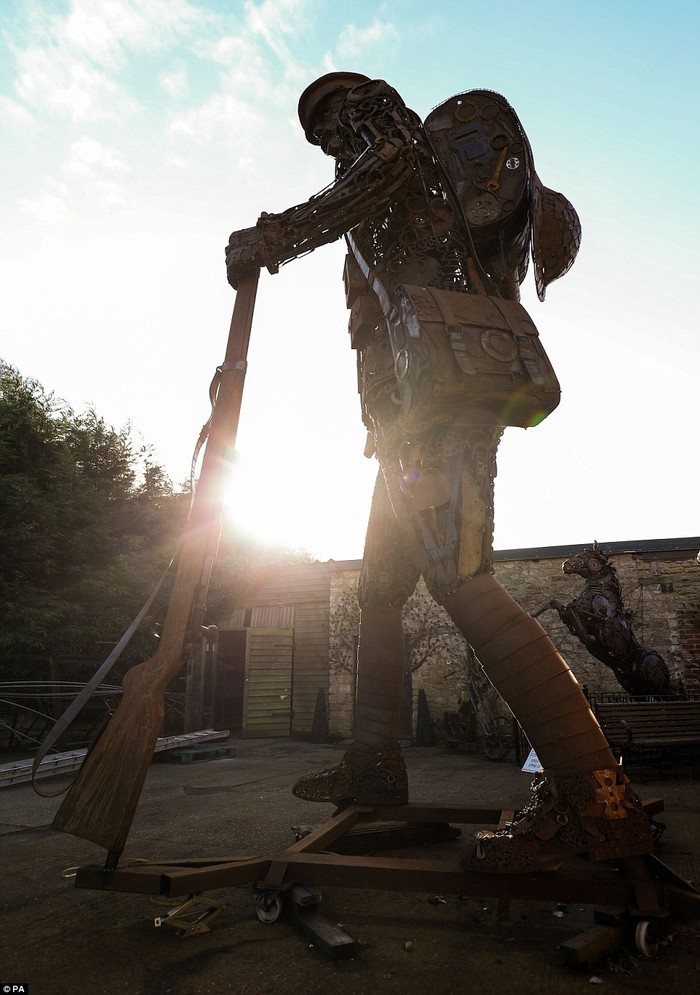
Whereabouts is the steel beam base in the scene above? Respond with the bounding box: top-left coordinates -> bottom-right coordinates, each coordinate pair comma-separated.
72,798 -> 697,956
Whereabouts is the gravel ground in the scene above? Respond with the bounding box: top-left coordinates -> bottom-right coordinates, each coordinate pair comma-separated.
1,739 -> 699,994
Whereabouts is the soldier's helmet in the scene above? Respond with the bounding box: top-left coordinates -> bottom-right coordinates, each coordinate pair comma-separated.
298,71 -> 370,144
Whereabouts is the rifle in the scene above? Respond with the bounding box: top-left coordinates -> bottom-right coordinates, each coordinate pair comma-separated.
51,270 -> 260,868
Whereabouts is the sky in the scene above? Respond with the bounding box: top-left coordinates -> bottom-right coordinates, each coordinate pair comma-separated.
2,0 -> 699,562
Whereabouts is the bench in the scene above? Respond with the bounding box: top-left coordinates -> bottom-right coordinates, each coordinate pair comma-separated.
591,697 -> 700,773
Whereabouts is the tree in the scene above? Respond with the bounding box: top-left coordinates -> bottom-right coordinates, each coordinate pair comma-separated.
1,360 -> 316,686
0,361 -> 186,680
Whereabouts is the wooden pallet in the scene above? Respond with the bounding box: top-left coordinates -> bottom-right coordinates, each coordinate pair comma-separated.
1,729 -> 231,787
155,743 -> 237,765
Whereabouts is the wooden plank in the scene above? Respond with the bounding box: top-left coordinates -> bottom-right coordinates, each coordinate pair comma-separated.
242,567 -> 331,607
560,925 -> 624,967
161,856 -> 269,895
287,908 -> 358,959
251,605 -> 295,629
75,863 -> 175,895
263,851 -> 636,906
281,805 -> 371,854
155,744 -> 236,764
371,802 -> 507,823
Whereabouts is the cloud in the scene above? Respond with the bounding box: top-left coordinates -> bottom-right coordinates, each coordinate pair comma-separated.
17,135 -> 131,223
335,17 -> 399,60
61,0 -> 198,66
6,0 -> 204,122
63,135 -> 129,176
14,43 -> 129,122
169,0 -> 307,152
0,94 -> 33,126
169,90 -> 262,147
3,0 -> 322,221
245,0 -> 310,69
5,0 -> 313,136
19,183 -> 69,224
167,23 -> 287,148
61,136 -> 131,210
159,65 -> 189,98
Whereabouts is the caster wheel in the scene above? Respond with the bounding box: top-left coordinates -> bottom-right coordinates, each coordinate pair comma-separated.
635,920 -> 659,958
255,891 -> 283,924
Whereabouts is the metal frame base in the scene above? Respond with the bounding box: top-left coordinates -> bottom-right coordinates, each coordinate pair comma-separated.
71,797 -> 697,956
71,799 -> 694,917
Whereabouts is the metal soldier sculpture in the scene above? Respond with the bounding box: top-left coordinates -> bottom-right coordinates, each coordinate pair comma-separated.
226,74 -> 653,873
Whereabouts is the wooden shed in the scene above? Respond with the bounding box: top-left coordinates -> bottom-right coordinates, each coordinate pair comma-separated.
215,561 -> 340,738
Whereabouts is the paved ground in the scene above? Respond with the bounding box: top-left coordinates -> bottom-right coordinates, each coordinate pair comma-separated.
1,739 -> 699,994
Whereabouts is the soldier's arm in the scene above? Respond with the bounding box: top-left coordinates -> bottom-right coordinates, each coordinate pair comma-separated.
226,83 -> 415,288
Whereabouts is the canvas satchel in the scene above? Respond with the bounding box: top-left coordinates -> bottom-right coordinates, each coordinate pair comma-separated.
385,284 -> 560,431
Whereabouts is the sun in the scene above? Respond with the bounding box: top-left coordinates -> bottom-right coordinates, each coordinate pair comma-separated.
223,453 -> 314,552
222,443 -> 376,562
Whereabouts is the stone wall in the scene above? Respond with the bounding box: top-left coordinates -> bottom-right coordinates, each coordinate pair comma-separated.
326,543 -> 700,740
327,568 -> 360,740
498,550 -> 699,696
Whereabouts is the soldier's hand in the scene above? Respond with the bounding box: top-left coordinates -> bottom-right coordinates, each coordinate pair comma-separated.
225,226 -> 263,288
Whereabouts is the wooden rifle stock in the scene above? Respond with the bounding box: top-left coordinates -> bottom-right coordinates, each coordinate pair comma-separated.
52,271 -> 260,863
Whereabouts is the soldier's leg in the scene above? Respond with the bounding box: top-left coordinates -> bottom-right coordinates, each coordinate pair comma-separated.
418,427 -> 652,872
292,469 -> 422,805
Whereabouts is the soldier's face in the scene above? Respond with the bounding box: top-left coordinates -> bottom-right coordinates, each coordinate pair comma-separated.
311,92 -> 345,158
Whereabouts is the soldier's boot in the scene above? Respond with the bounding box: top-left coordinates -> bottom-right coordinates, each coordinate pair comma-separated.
292,604 -> 408,805
444,573 -> 654,872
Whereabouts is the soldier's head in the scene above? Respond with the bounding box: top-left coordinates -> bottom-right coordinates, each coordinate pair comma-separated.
298,71 -> 369,156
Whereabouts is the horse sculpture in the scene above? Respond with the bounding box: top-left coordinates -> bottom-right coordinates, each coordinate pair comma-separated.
533,542 -> 671,697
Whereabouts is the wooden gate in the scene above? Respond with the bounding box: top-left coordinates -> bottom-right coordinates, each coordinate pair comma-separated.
215,627 -> 294,737
242,628 -> 295,737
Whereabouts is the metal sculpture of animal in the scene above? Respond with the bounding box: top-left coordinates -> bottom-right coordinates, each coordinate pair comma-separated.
533,543 -> 671,697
